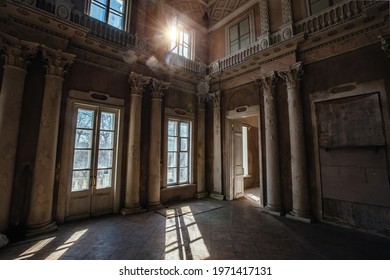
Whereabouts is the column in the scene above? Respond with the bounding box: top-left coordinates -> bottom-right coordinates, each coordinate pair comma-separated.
258,0 -> 271,49
278,62 -> 311,221
0,35 -> 38,233
26,47 -> 75,236
147,78 -> 170,209
122,72 -> 151,215
209,90 -> 224,200
195,77 -> 209,199
257,71 -> 282,214
280,0 -> 294,41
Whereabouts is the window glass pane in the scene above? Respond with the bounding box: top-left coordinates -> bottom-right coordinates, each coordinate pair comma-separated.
230,42 -> 239,53
75,129 -> 93,148
73,150 -> 92,170
100,112 -> 115,130
99,131 -> 114,149
77,109 -> 94,129
179,168 -> 188,183
168,121 -> 178,136
96,169 -> 112,189
94,0 -> 108,5
168,136 -> 177,151
167,152 -> 177,168
239,18 -> 249,34
72,170 -> 90,191
167,168 -> 177,184
180,152 -> 188,167
180,138 -> 188,151
180,122 -> 189,137
310,0 -> 330,14
240,34 -> 250,48
90,3 -> 106,22
184,32 -> 189,44
230,25 -> 238,40
98,150 -> 113,168
108,12 -> 123,29
110,0 -> 123,12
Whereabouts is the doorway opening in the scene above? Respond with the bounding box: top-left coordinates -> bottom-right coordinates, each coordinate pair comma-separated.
225,105 -> 262,204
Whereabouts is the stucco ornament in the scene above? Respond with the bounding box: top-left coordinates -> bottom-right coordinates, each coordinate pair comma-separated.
0,234 -> 9,248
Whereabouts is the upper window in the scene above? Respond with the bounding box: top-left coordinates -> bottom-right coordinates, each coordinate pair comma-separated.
167,119 -> 192,186
169,18 -> 193,60
90,0 -> 126,29
229,16 -> 250,54
308,0 -> 343,15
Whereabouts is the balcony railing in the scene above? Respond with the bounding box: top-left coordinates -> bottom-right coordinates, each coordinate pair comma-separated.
166,52 -> 208,75
35,0 -> 135,47
295,0 -> 377,35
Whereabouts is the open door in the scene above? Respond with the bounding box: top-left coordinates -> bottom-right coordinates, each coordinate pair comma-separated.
232,120 -> 245,198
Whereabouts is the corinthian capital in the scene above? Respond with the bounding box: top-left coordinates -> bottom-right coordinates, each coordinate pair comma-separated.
0,34 -> 38,69
278,62 -> 303,91
379,35 -> 390,59
129,72 -> 151,95
42,46 -> 75,77
257,71 -> 278,96
208,90 -> 221,108
150,78 -> 170,99
197,92 -> 207,109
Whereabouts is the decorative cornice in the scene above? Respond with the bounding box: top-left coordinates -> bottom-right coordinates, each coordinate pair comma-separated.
0,33 -> 38,69
150,78 -> 170,100
129,71 -> 151,95
42,46 -> 75,77
278,62 -> 303,91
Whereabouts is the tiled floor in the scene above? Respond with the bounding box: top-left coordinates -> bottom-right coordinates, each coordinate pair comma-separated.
1,189 -> 390,260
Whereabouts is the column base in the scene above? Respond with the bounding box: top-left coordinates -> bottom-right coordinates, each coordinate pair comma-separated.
210,192 -> 224,200
0,234 -> 9,248
194,192 -> 208,199
147,202 -> 164,211
25,220 -> 57,238
121,206 -> 146,216
286,211 -> 312,223
262,206 -> 284,216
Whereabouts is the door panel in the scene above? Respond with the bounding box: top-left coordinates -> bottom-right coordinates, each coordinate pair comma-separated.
66,104 -> 119,220
233,121 -> 244,198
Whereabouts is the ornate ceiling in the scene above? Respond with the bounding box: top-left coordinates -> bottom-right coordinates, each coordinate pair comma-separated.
166,0 -> 252,28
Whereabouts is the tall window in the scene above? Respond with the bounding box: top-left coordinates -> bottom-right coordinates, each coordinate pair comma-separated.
90,0 -> 126,29
309,0 -> 343,15
229,16 -> 250,54
167,119 -> 192,185
170,18 -> 193,60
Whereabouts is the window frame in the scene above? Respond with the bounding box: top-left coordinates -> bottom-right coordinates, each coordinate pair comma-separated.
307,0 -> 343,15
86,0 -> 130,30
163,108 -> 195,188
169,17 -> 195,60
226,11 -> 255,55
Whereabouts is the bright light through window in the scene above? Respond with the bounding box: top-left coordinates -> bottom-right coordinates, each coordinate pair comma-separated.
169,18 -> 192,60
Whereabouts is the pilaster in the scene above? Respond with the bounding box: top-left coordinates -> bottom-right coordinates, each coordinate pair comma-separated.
280,0 -> 294,41
26,46 -> 75,236
258,0 -> 271,49
0,35 -> 38,233
208,90 -> 224,200
122,72 -> 151,215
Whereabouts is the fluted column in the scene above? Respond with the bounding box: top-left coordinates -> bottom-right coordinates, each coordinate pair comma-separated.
258,0 -> 271,49
147,78 -> 170,209
195,77 -> 209,199
26,47 -> 75,236
122,72 -> 151,215
278,62 -> 311,220
209,90 -> 224,200
257,71 -> 282,214
0,35 -> 38,233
